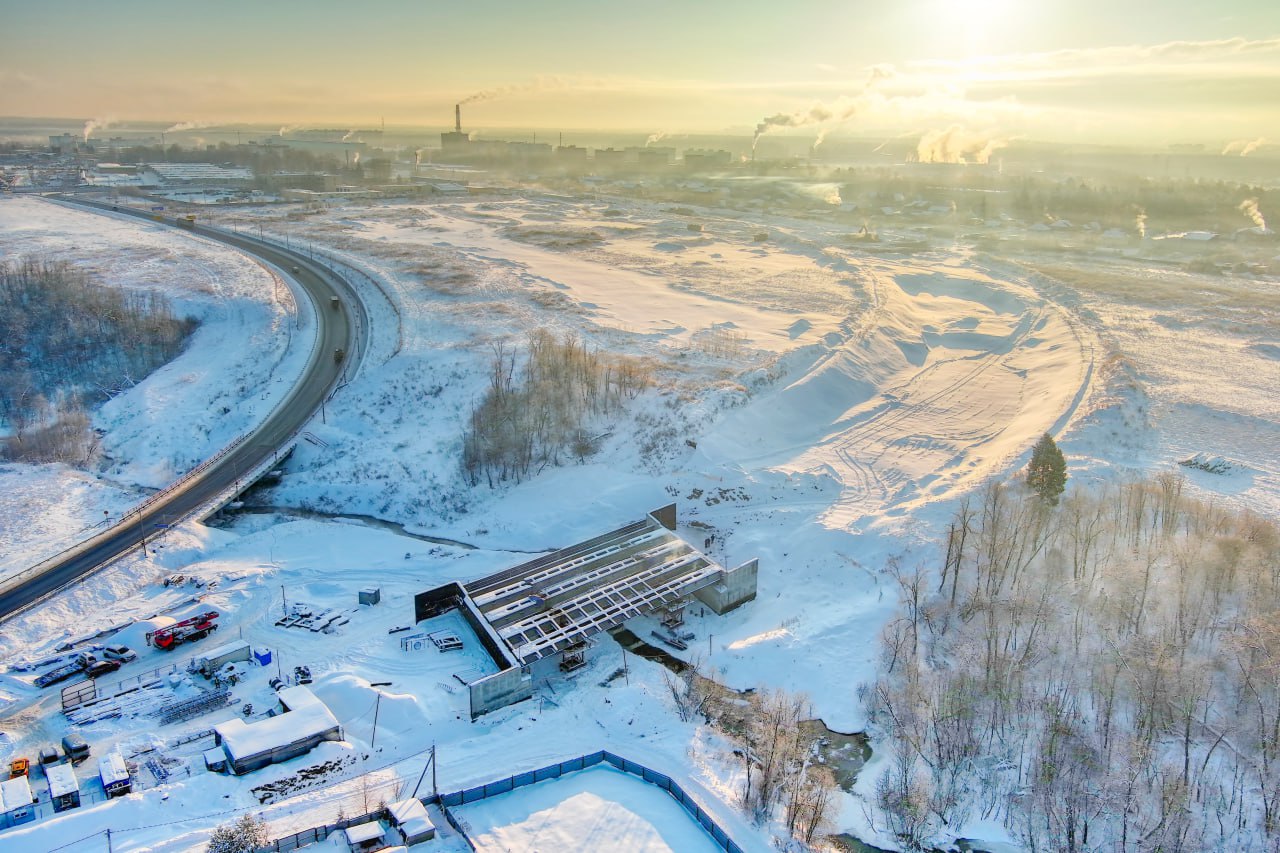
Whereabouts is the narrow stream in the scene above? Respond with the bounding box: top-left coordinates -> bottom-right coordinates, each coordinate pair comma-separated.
215,504 -> 539,553
609,628 -> 871,791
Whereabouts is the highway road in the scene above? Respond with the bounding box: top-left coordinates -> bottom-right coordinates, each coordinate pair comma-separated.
0,198 -> 364,620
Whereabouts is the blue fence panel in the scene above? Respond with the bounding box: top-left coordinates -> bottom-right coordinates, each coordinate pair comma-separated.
534,765 -> 559,782
513,770 -> 537,788
584,751 -> 605,767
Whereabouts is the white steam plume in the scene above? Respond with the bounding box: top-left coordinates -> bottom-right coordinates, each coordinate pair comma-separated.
1134,207 -> 1147,239
165,120 -> 214,133
278,125 -> 299,137
342,129 -> 357,142
749,64 -> 893,155
915,126 -> 1009,164
1240,198 -> 1267,230
82,116 -> 115,142
645,131 -> 668,147
1222,137 -> 1266,156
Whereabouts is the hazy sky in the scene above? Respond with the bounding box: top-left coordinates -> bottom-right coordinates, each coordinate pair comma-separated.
4,0 -> 1279,145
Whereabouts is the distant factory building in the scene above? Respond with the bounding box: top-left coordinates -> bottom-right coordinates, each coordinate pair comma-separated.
415,504 -> 758,718
268,171 -> 339,192
142,163 -> 254,187
631,147 -> 675,168
683,149 -> 732,170
49,133 -> 81,154
556,144 -> 589,162
441,104 -> 473,155
213,686 -> 342,775
594,147 -> 626,167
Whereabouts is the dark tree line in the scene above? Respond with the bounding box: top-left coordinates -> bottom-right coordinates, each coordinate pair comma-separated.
461,330 -> 652,487
0,259 -> 196,462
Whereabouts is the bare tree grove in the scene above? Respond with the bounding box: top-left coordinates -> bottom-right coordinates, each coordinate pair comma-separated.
868,477 -> 1280,852
461,329 -> 653,486
0,258 -> 196,464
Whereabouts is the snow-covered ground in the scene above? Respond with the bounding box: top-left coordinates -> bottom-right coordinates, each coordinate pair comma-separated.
0,186 -> 1276,851
0,197 -> 312,577
454,766 -> 724,853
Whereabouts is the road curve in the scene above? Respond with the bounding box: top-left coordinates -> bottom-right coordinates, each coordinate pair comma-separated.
0,197 -> 364,621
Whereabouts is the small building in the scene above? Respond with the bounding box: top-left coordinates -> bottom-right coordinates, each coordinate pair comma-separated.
0,776 -> 36,828
46,763 -> 80,812
359,587 -> 381,606
387,798 -> 436,845
213,686 -> 342,774
343,819 -> 387,852
99,752 -> 131,797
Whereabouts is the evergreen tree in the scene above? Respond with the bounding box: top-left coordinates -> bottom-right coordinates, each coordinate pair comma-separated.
206,814 -> 270,853
1026,432 -> 1067,504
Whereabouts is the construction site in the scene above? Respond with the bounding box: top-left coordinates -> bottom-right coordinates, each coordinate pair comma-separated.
413,504 -> 758,718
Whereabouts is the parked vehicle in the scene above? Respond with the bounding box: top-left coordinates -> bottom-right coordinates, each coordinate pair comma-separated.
102,645 -> 136,663
61,734 -> 90,765
84,659 -> 122,679
9,757 -> 29,778
37,745 -> 60,767
146,611 -> 219,651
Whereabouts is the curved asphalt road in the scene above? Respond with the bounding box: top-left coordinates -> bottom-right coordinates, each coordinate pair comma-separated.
0,198 -> 362,620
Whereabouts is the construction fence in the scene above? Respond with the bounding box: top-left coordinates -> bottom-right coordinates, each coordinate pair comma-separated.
255,750 -> 745,853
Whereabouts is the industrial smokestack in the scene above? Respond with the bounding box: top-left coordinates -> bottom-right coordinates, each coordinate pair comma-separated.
455,104 -> 461,134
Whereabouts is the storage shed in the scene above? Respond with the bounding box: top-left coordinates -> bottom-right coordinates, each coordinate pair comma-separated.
342,819 -> 387,851
195,640 -> 252,676
0,776 -> 36,828
388,797 -> 436,845
46,763 -> 80,812
213,686 -> 342,774
99,752 -> 131,797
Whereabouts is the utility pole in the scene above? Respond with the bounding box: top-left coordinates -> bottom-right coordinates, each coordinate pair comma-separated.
622,648 -> 629,685
370,692 -> 382,749
281,585 -> 287,616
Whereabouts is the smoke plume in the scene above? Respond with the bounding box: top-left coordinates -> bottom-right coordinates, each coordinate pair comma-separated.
165,121 -> 214,133
82,116 -> 115,142
1240,198 -> 1267,230
747,63 -> 899,157
278,125 -> 299,137
1134,207 -> 1147,239
753,104 -> 841,153
914,126 -> 1009,164
645,131 -> 668,147
1222,137 -> 1266,156
460,76 -> 567,105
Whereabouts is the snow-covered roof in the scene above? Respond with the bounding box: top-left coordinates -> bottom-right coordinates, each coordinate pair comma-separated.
277,685 -> 323,711
1,776 -> 33,812
144,163 -> 254,183
197,640 -> 250,662
343,820 -> 385,843
388,798 -> 435,835
99,752 -> 129,785
214,687 -> 339,761
46,764 -> 78,798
